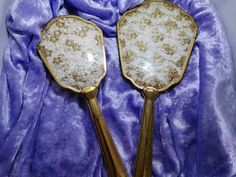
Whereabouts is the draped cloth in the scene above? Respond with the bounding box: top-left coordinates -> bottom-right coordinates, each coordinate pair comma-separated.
0,0 -> 236,176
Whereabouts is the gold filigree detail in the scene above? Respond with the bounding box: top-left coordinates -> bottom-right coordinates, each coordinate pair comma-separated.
165,21 -> 177,31
135,79 -> 147,88
153,33 -> 164,42
168,68 -> 179,81
162,44 -> 175,55
175,15 -> 183,21
73,26 -> 90,37
154,53 -> 165,63
144,18 -> 152,26
164,2 -> 174,11
65,39 -> 81,51
151,8 -> 165,18
49,30 -> 62,42
130,32 -> 138,40
135,41 -> 148,52
120,18 -> 127,27
53,54 -> 65,65
180,11 -> 190,20
95,35 -> 102,45
127,9 -> 138,17
123,50 -> 134,64
126,71 -> 132,78
120,39 -> 126,48
179,31 -> 188,38
136,70 -> 145,79
55,19 -> 68,28
179,31 -> 191,45
72,71 -> 86,83
176,56 -> 185,67
153,79 -> 166,89
40,45 -> 52,57
190,23 -> 196,33
182,37 -> 191,45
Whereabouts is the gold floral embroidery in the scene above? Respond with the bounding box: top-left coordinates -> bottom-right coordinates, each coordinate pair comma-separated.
162,44 -> 175,55
72,71 -> 86,83
180,11 -> 189,20
135,41 -> 148,52
126,71 -> 132,77
123,50 -> 134,64
144,18 -> 152,26
190,23 -> 196,33
151,8 -> 165,18
182,37 -> 191,45
153,80 -> 166,89
120,18 -> 127,27
135,79 -> 147,88
179,31 -> 191,45
153,33 -> 164,42
40,45 -> 52,57
154,53 -> 165,63
127,9 -> 138,17
117,1 -> 197,90
53,54 -> 65,65
176,56 -> 185,67
65,39 -> 81,51
136,70 -> 145,79
165,21 -> 177,31
55,19 -> 68,28
164,2 -> 174,11
168,68 -> 179,81
95,35 -> 102,45
120,39 -> 126,48
49,30 -> 62,42
73,26 -> 89,37
175,15 -> 183,21
179,31 -> 188,38
129,32 -> 138,40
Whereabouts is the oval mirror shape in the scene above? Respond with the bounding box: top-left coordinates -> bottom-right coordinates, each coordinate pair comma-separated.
37,15 -> 106,93
117,0 -> 197,92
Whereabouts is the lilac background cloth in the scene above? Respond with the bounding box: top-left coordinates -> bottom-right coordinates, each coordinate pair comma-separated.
0,0 -> 236,176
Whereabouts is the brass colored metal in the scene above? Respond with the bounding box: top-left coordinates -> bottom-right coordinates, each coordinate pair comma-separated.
84,88 -> 128,177
37,15 -> 107,94
117,1 -> 198,177
117,0 -> 198,92
134,87 -> 159,177
37,15 -> 128,177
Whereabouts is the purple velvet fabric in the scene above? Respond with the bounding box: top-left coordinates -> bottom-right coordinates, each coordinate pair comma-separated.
0,0 -> 236,176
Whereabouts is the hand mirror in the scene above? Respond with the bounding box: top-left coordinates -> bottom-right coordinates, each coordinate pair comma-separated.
117,1 -> 197,176
37,15 -> 127,177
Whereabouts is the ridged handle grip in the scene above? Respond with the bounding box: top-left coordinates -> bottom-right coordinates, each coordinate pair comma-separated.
84,88 -> 128,177
134,88 -> 159,177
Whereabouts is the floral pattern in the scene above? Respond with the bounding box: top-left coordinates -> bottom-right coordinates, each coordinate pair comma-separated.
118,0 -> 197,90
38,16 -> 106,92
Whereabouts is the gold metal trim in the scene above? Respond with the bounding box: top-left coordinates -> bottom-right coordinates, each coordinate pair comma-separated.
37,15 -> 107,94
117,0 -> 198,93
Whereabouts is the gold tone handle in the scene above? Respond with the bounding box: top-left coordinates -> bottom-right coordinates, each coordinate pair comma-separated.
134,88 -> 159,177
84,88 -> 128,177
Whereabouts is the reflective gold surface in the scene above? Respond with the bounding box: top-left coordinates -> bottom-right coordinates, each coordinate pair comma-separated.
37,15 -> 106,94
117,1 -> 197,176
38,15 -> 128,177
